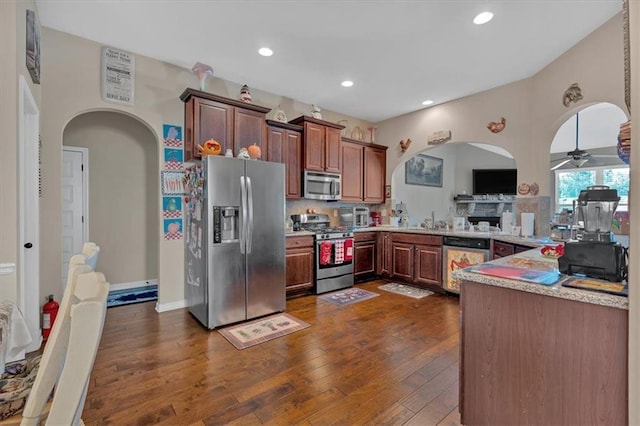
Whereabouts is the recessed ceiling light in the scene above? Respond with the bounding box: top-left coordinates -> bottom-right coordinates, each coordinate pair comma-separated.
473,11 -> 493,25
422,100 -> 434,106
258,47 -> 273,57
341,80 -> 354,87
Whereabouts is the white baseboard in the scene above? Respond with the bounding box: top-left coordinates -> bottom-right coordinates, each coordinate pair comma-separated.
109,279 -> 158,292
155,299 -> 187,313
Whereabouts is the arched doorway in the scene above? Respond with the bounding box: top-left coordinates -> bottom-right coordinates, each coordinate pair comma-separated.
62,111 -> 159,294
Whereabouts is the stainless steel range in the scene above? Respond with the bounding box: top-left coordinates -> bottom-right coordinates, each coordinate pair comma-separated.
291,214 -> 354,294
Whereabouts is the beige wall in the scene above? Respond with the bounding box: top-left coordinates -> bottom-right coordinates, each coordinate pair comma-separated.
376,13 -> 627,197
39,27 -> 372,309
64,111 -> 159,285
0,1 -> 42,301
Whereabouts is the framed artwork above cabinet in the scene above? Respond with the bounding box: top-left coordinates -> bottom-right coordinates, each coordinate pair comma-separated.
180,88 -> 270,161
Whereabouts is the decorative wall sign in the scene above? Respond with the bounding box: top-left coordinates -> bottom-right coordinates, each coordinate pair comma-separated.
26,10 -> 41,84
101,46 -> 135,106
562,83 -> 583,107
385,185 -> 392,199
163,148 -> 184,170
487,117 -> 506,133
427,130 -> 452,145
163,124 -> 183,148
405,154 -> 443,187
163,218 -> 183,240
162,196 -> 182,218
161,171 -> 186,195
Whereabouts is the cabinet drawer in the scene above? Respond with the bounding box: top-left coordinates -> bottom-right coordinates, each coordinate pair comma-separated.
391,232 -> 443,246
286,235 -> 314,249
492,241 -> 515,258
355,231 -> 377,243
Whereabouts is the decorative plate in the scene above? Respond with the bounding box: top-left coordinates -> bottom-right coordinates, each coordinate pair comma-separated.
351,126 -> 364,141
517,182 -> 530,195
273,106 -> 287,123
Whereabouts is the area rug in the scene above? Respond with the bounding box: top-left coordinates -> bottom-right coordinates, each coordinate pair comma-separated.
318,288 -> 379,306
378,283 -> 433,299
218,313 -> 310,350
107,285 -> 158,308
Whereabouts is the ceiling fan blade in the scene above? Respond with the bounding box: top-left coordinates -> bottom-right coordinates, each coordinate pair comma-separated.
550,158 -> 572,170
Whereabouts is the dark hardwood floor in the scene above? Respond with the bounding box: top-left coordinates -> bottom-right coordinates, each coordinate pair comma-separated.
83,280 -> 461,425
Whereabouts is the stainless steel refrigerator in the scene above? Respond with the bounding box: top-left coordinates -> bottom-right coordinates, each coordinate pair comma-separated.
185,156 -> 286,329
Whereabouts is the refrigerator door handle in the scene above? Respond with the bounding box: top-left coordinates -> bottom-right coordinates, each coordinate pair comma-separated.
240,176 -> 247,254
246,177 -> 254,253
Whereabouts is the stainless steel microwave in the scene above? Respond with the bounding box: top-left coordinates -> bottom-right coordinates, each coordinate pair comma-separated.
304,170 -> 341,201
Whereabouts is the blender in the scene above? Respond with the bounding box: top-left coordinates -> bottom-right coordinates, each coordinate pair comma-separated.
558,186 -> 628,282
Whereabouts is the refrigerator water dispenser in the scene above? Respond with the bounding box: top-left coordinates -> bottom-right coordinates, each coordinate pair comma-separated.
213,206 -> 239,243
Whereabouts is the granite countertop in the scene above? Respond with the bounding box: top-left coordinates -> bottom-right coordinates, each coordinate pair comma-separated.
285,230 -> 315,237
453,249 -> 628,310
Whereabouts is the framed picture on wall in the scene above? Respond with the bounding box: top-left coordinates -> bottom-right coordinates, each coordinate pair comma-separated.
405,154 -> 443,187
26,9 -> 41,84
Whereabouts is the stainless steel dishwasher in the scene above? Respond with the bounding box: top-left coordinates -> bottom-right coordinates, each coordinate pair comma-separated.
442,236 -> 490,293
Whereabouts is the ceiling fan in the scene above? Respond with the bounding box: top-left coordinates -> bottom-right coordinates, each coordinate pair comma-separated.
550,112 -> 619,171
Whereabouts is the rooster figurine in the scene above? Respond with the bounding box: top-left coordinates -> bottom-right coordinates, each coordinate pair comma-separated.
487,117 -> 506,133
399,138 -> 412,152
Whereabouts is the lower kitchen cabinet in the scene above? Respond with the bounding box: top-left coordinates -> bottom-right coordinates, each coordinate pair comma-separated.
390,233 -> 444,291
492,240 -> 535,259
376,231 -> 392,276
354,232 -> 376,281
285,235 -> 314,298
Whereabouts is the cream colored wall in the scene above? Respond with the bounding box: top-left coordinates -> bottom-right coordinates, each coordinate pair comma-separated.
376,13 -> 626,197
40,27 -> 372,309
64,112 -> 159,285
0,1 -> 41,302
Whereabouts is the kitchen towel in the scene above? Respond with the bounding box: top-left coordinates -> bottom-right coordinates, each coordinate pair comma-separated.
344,239 -> 353,262
320,241 -> 332,266
521,212 -> 535,237
334,240 -> 345,264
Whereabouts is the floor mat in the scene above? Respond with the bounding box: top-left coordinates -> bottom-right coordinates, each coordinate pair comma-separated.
218,313 -> 310,350
318,288 -> 379,306
107,285 -> 158,308
378,283 -> 433,299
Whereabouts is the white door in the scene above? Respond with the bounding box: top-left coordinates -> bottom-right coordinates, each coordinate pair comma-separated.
62,147 -> 88,286
18,75 -> 41,351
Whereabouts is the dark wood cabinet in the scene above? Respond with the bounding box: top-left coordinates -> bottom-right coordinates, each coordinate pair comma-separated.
340,138 -> 387,203
267,120 -> 303,199
354,232 -> 377,281
492,240 -> 535,259
376,232 -> 392,276
180,89 -> 270,161
289,116 -> 344,174
285,235 -> 314,297
390,233 -> 444,291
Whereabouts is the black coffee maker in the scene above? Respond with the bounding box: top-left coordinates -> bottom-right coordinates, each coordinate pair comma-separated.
558,185 -> 628,282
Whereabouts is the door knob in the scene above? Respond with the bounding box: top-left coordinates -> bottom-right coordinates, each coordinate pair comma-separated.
24,242 -> 33,249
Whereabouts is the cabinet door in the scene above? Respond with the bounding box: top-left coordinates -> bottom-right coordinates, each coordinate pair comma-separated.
304,122 -> 325,171
364,146 -> 386,203
492,241 -> 515,259
325,126 -> 342,173
267,126 -> 285,163
341,142 -> 363,201
285,247 -> 314,296
376,232 -> 391,276
234,107 -> 266,156
194,98 -> 233,157
354,242 -> 376,279
414,244 -> 443,287
391,242 -> 413,282
285,130 -> 303,199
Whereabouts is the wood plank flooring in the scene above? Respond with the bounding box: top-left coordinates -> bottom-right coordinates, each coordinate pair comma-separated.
83,280 -> 461,425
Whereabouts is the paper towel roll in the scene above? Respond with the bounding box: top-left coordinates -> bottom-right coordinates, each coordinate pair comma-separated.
501,211 -> 513,231
521,212 -> 535,237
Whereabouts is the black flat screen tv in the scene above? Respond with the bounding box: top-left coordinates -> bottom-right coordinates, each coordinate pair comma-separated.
472,169 -> 517,195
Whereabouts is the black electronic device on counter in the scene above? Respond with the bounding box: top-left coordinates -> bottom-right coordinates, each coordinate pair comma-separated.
558,242 -> 628,283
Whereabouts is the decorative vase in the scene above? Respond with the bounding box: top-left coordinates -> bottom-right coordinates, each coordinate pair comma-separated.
311,104 -> 322,119
191,62 -> 213,91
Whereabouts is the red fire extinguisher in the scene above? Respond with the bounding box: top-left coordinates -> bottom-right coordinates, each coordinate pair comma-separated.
42,294 -> 59,340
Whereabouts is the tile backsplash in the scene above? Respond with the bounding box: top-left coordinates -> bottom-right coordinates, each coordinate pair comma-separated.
286,200 -> 383,227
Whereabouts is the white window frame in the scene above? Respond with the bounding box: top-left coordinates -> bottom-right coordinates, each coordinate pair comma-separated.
554,164 -> 629,213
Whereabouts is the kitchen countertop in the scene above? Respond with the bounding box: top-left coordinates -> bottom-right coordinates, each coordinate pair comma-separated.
453,248 -> 628,310
285,231 -> 315,237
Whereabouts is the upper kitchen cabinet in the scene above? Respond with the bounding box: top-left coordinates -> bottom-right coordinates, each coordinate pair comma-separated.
266,120 -> 303,199
341,138 -> 387,203
180,89 -> 270,161
289,116 -> 344,173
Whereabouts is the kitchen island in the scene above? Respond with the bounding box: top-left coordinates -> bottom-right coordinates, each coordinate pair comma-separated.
454,250 -> 628,425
